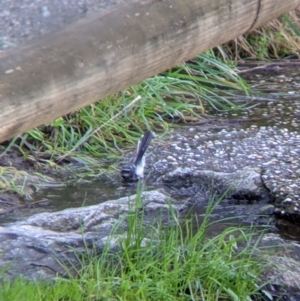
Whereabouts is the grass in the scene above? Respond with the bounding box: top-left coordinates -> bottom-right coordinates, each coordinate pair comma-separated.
0,9 -> 298,300
0,166 -> 64,200
0,190 -> 265,301
218,8 -> 300,61
2,8 -> 299,173
8,51 -> 248,163
1,9 -> 299,164
0,48 -> 252,195
1,7 -> 299,192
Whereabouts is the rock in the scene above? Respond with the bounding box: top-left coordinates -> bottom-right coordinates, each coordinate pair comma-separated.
1,190 -> 299,299
147,127 -> 300,220
0,190 -> 184,281
162,166 -> 270,202
257,233 -> 300,299
258,204 -> 275,215
0,166 -> 61,200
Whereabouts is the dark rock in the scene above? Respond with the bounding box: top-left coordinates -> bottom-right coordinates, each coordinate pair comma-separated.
162,166 -> 270,202
257,234 -> 300,299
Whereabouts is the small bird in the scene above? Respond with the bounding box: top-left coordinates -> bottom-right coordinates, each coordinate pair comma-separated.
121,130 -> 154,181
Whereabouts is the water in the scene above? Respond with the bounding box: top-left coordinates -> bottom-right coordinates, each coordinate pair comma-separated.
2,65 -> 300,238
213,66 -> 300,131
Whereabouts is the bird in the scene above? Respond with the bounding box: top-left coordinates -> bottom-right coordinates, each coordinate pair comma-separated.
121,130 -> 154,181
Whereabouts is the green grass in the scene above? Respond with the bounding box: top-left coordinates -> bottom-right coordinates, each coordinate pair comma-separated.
4,6 -> 300,169
0,191 -> 265,301
1,8 -> 299,194
0,166 -> 64,200
0,11 -> 297,299
0,52 -> 251,196
10,52 -> 248,162
2,8 -> 300,166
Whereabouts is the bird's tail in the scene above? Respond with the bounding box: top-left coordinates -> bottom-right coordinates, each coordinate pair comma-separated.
132,130 -> 154,165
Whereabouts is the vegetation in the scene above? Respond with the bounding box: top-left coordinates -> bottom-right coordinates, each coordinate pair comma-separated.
0,192 -> 265,301
0,9 -> 299,300
1,9 -> 299,171
218,8 -> 300,60
4,9 -> 298,165
4,52 -> 248,163
0,166 -> 64,201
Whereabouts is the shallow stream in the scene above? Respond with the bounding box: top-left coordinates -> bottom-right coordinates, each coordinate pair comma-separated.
2,64 -> 300,241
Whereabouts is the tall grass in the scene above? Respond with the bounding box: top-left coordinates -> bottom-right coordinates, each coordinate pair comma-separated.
6,5 -> 300,161
0,191 -> 264,301
2,9 -> 300,162
10,52 -> 248,162
2,8 -> 299,185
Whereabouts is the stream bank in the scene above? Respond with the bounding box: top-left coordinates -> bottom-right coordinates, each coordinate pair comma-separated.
1,65 -> 300,299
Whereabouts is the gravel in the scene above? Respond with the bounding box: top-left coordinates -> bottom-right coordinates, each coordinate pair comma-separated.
149,124 -> 300,215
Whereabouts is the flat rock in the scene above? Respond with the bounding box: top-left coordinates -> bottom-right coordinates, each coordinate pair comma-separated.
0,190 -> 184,280
162,166 -> 269,202
146,126 -> 300,219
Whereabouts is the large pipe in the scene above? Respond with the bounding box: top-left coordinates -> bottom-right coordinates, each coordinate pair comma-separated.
0,0 -> 299,142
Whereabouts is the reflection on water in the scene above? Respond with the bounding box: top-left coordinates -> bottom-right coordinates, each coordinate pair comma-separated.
1,174 -> 157,225
203,66 -> 300,132
0,175 -> 120,224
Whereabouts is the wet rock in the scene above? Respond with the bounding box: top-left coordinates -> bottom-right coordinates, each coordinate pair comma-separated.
0,190 -> 184,281
276,219 -> 300,240
257,234 -> 300,300
0,150 -> 62,205
0,167 -> 60,199
162,166 -> 270,202
258,204 -> 275,215
147,126 -> 300,220
263,166 -> 300,222
0,189 -> 299,298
